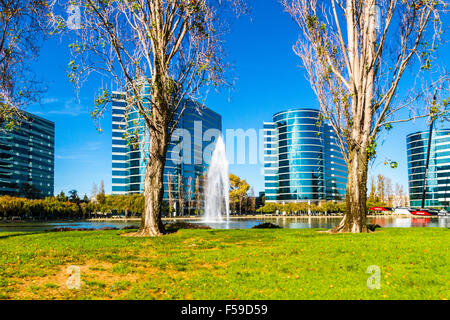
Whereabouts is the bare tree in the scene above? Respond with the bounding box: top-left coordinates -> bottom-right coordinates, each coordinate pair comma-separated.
249,186 -> 255,213
377,174 -> 386,204
385,177 -> 393,206
368,176 -> 377,202
187,176 -> 194,216
177,173 -> 184,216
55,0 -> 246,236
91,182 -> 98,203
282,0 -> 449,232
0,0 -> 51,129
97,179 -> 106,204
394,182 -> 405,207
99,180 -> 105,195
194,175 -> 202,215
167,173 -> 174,217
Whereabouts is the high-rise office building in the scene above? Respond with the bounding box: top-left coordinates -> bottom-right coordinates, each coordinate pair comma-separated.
111,90 -> 222,215
0,111 -> 55,198
264,108 -> 347,203
407,128 -> 450,210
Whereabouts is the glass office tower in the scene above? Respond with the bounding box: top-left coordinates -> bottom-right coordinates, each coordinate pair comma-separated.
264,108 -> 347,203
0,111 -> 55,198
111,91 -> 128,193
407,128 -> 450,210
111,90 -> 222,215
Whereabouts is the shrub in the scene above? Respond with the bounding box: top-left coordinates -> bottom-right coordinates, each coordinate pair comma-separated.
367,224 -> 382,232
251,222 -> 282,229
164,222 -> 211,233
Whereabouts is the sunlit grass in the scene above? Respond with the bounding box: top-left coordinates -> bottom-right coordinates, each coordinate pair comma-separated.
0,228 -> 448,300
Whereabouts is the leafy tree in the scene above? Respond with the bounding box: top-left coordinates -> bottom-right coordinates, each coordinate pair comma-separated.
68,189 -> 80,203
257,202 -> 281,214
229,173 -> 250,214
97,180 -> 106,205
257,201 -> 347,215
0,0 -> 52,129
322,201 -> 339,214
0,196 -> 83,220
56,191 -> 68,202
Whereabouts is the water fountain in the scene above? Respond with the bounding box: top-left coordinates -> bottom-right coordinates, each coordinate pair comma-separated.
203,135 -> 230,223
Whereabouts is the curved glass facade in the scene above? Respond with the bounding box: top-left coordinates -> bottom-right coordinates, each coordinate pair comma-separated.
0,111 -> 55,197
407,129 -> 450,210
111,88 -> 222,215
264,109 -> 347,203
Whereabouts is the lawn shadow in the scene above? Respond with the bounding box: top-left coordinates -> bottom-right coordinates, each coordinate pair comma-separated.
0,232 -> 44,239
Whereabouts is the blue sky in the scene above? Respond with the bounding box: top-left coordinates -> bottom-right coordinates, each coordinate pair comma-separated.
28,1 -> 449,197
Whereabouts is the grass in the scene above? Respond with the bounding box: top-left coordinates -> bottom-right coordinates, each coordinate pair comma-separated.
0,228 -> 448,300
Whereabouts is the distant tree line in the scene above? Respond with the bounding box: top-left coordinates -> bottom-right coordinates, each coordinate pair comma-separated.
257,201 -> 347,216
0,193 -> 145,220
0,189 -> 189,220
257,195 -> 410,216
0,179 -> 146,219
0,174 -> 266,220
1,173 -> 409,220
0,196 -> 82,220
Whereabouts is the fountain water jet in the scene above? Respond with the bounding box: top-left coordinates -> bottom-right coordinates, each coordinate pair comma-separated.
203,136 -> 230,223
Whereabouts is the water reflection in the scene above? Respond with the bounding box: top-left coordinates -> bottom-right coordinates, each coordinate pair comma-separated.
173,216 -> 450,229
368,216 -> 450,228
0,221 -> 139,232
0,216 -> 449,232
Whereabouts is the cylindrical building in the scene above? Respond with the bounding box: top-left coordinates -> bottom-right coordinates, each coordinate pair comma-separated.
407,128 -> 450,210
264,108 -> 347,203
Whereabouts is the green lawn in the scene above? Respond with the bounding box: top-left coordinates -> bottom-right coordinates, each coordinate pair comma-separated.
0,228 -> 448,300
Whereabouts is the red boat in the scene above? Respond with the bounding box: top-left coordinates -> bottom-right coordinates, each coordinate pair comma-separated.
410,209 -> 439,216
369,207 -> 392,212
411,218 -> 432,227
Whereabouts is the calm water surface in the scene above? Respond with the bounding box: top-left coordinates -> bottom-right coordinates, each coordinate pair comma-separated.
183,216 -> 450,229
0,216 -> 449,232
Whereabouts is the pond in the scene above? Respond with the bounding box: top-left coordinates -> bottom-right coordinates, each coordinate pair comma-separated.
0,216 -> 449,232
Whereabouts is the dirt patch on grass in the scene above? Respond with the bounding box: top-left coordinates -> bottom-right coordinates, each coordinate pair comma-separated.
6,252 -> 203,300
121,231 -> 143,237
9,260 -> 146,299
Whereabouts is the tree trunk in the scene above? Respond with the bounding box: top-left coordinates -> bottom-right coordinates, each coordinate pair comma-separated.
137,103 -> 169,236
331,147 -> 369,233
138,139 -> 167,236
